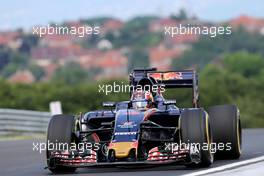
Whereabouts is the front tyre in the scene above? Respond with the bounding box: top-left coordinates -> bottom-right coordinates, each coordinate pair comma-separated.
46,114 -> 77,174
180,109 -> 214,167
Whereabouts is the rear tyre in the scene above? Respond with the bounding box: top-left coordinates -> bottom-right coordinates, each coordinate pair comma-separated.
208,105 -> 241,159
46,114 -> 77,174
180,109 -> 213,167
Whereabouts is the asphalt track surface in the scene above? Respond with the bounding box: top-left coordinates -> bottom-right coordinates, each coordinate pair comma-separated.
0,129 -> 264,176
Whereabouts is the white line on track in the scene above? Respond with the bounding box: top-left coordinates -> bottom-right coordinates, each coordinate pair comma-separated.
182,155 -> 264,176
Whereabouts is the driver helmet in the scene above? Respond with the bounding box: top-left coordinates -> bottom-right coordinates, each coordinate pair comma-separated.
131,91 -> 154,110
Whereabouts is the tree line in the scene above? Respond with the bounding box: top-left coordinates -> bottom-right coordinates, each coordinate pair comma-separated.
0,51 -> 263,128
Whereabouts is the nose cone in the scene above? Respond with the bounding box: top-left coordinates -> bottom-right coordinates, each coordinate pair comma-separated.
108,142 -> 138,158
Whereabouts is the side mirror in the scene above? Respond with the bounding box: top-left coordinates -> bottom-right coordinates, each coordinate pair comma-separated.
102,102 -> 116,107
163,100 -> 176,105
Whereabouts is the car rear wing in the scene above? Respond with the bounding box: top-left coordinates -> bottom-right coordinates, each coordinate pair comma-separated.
130,68 -> 199,108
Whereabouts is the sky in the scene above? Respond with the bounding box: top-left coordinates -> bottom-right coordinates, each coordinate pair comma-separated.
0,0 -> 264,31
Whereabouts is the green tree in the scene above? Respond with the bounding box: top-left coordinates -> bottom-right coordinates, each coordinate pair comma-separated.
223,51 -> 264,78
172,27 -> 264,70
19,34 -> 39,54
29,65 -> 45,81
111,16 -> 161,48
0,47 -> 11,70
198,52 -> 264,128
52,62 -> 88,85
1,52 -> 29,77
171,8 -> 188,21
127,48 -> 149,72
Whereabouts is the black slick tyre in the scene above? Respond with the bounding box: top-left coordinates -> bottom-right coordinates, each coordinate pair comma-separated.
46,114 -> 77,173
208,105 -> 241,159
180,108 -> 214,167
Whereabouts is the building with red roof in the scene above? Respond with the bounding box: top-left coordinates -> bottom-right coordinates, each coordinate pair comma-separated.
0,31 -> 22,49
164,33 -> 199,48
78,50 -> 128,79
101,19 -> 124,35
149,18 -> 179,32
8,70 -> 35,84
149,45 -> 184,71
229,15 -> 264,33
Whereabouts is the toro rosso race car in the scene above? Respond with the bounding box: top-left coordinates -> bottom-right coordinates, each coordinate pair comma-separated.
46,68 -> 242,173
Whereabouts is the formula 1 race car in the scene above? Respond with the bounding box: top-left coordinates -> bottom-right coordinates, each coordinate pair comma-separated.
46,68 -> 242,173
